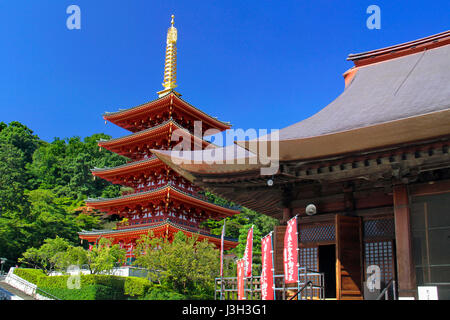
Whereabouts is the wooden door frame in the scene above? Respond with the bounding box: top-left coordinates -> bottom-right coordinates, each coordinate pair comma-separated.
335,214 -> 364,300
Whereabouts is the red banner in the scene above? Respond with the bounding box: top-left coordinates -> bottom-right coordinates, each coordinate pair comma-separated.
261,233 -> 274,300
283,216 -> 298,283
220,221 -> 226,277
243,226 -> 253,278
237,259 -> 245,300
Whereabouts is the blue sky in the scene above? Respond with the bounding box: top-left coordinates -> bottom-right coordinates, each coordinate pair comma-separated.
0,0 -> 448,143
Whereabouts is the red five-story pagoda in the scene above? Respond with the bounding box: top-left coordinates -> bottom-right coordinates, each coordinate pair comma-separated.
79,16 -> 239,262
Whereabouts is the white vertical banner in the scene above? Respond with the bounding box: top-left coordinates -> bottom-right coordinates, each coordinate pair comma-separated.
283,216 -> 299,283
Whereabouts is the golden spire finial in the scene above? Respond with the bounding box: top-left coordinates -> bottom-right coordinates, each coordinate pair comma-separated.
158,14 -> 179,97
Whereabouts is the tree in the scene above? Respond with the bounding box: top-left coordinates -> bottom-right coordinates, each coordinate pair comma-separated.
0,142 -> 28,217
0,121 -> 126,266
0,217 -> 33,264
201,192 -> 278,240
0,121 -> 39,163
134,231 -> 219,298
26,189 -> 80,247
55,245 -> 89,271
86,238 -> 126,274
18,237 -> 126,276
28,134 -> 126,200
19,237 -> 71,274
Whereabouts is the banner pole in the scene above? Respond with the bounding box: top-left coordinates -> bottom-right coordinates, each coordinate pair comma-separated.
220,220 -> 226,300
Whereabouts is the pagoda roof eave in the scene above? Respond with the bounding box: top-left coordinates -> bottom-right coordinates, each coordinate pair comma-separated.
151,145 -> 263,178
103,92 -> 232,131
97,118 -> 216,150
85,183 -> 240,217
91,155 -> 162,178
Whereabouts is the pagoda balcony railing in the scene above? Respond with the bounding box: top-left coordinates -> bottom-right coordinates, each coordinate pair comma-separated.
87,182 -> 241,212
116,218 -> 211,234
133,182 -> 198,196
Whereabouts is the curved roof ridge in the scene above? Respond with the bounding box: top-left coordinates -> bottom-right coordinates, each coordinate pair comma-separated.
98,117 -> 218,148
91,155 -> 159,173
103,91 -> 232,128
347,30 -> 450,64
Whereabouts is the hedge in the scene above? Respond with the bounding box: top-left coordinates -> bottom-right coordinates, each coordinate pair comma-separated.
124,277 -> 152,297
36,274 -> 146,299
39,285 -> 102,300
13,268 -> 46,284
142,285 -> 186,300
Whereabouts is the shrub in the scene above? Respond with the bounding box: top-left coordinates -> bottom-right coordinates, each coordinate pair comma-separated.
80,274 -> 125,292
124,276 -> 152,297
142,284 -> 186,300
39,285 -> 98,300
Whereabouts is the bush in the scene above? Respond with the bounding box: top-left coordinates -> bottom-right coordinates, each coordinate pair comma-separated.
39,285 -> 98,300
124,276 -> 152,297
142,284 -> 186,300
39,284 -> 127,300
79,274 -> 125,292
37,275 -> 128,300
36,274 -> 70,289
13,268 -> 46,284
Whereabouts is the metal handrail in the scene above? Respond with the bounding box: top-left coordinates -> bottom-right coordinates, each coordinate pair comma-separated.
376,279 -> 397,300
35,287 -> 61,300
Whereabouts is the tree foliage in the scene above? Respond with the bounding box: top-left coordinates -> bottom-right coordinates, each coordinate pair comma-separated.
86,238 -> 126,274
0,121 -> 124,263
28,134 -> 126,199
19,237 -> 71,274
18,237 -> 126,275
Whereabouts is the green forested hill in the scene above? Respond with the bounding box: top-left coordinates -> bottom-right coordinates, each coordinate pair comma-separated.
0,121 -> 126,264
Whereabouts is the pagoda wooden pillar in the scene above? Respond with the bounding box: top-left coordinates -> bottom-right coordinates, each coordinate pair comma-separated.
393,184 -> 417,299
282,207 -> 292,225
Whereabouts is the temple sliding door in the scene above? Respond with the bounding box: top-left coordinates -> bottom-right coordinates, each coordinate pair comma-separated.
335,215 -> 364,300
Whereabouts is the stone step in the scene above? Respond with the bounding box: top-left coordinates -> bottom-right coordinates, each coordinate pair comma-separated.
0,281 -> 36,300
